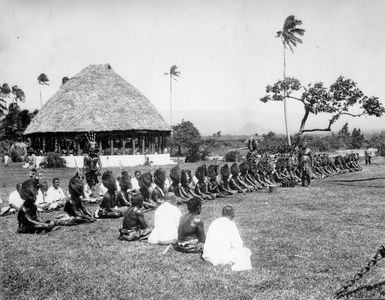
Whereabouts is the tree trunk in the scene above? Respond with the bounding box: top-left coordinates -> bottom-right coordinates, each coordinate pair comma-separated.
283,44 -> 291,146
299,107 -> 311,133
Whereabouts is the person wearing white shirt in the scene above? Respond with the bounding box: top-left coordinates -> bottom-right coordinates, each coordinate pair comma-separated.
8,184 -> 24,210
46,178 -> 66,210
148,192 -> 182,245
0,184 -> 23,215
203,205 -> 252,271
130,170 -> 141,193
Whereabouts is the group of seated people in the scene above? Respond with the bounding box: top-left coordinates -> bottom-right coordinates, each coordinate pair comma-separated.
1,178 -> 67,216
259,152 -> 363,188
11,171 -> 252,271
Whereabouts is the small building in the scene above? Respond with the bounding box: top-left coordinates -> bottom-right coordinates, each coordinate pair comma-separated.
24,64 -> 172,167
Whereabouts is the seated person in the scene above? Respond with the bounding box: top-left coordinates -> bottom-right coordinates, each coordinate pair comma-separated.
0,184 -> 23,216
97,170 -> 124,218
139,172 -> 157,209
180,169 -> 204,200
203,205 -> 252,271
130,170 -> 141,193
207,165 -> 226,198
56,173 -> 95,226
35,181 -> 51,211
46,178 -> 67,210
174,198 -> 206,253
148,192 -> 182,245
168,165 -> 188,203
116,170 -> 133,207
118,194 -> 152,241
17,178 -> 56,234
151,168 -> 167,204
194,166 -> 214,200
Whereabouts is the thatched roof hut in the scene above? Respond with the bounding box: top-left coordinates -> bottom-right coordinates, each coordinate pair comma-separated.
25,64 -> 170,155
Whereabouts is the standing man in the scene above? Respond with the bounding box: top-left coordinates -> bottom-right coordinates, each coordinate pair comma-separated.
298,141 -> 313,187
364,146 -> 372,166
83,141 -> 102,192
174,198 -> 206,253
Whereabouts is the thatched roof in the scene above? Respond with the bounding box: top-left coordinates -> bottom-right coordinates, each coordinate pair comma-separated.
25,64 -> 170,135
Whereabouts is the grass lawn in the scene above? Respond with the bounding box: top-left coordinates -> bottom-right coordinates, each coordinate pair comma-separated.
1,158 -> 385,299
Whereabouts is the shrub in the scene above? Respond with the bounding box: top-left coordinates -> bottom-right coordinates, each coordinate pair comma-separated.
378,143 -> 385,157
40,152 -> 66,168
0,140 -> 12,160
224,150 -> 241,162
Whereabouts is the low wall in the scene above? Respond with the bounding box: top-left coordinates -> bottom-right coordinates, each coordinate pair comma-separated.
36,154 -> 175,168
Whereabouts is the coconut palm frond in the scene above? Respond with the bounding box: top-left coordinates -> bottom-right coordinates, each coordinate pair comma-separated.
1,83 -> 11,95
38,73 -> 50,85
12,85 -> 26,102
62,77 -> 69,85
170,65 -> 180,77
291,28 -> 305,36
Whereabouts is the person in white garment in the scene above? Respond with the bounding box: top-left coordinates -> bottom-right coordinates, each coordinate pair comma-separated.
148,192 -> 182,245
0,184 -> 23,215
202,205 -> 252,271
45,178 -> 66,210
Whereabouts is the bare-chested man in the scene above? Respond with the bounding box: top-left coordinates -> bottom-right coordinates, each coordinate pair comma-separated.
83,142 -> 102,191
118,194 -> 152,241
298,141 -> 313,187
174,198 -> 206,253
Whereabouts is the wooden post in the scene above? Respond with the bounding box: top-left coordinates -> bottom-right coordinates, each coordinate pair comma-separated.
122,138 -> 126,155
142,136 -> 145,154
132,137 -> 136,155
77,140 -> 80,155
110,137 -> 114,155
99,141 -> 102,153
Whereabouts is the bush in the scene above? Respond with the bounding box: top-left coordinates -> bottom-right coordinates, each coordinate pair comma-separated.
0,140 -> 12,160
40,152 -> 66,168
224,150 -> 241,162
184,143 -> 211,163
378,143 -> 385,156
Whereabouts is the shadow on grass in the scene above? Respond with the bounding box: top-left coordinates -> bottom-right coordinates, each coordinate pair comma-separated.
338,280 -> 385,299
331,177 -> 385,183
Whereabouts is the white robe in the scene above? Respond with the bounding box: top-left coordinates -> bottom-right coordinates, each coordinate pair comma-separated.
203,217 -> 252,271
148,202 -> 182,245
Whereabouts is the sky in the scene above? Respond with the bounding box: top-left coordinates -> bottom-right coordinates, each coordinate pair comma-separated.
1,0 -> 384,134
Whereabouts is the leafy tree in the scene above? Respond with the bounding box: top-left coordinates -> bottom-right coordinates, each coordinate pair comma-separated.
276,15 -> 305,146
0,105 -> 38,140
171,120 -> 201,156
0,83 -> 26,116
351,128 -> 364,149
261,76 -> 385,134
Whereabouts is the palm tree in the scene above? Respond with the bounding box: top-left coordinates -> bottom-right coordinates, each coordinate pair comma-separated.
276,15 -> 305,146
164,65 -> 180,127
37,73 -> 50,108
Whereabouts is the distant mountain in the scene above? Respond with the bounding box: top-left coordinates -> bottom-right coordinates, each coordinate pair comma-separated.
159,108 -> 385,135
160,109 -> 275,135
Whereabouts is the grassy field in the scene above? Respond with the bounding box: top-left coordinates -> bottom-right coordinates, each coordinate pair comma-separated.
1,158 -> 385,299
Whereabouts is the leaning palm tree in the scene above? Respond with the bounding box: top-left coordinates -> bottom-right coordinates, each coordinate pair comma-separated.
164,65 -> 180,127
37,73 -> 50,108
276,15 -> 305,146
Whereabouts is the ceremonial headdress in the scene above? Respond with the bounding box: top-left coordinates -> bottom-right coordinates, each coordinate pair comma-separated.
230,163 -> 240,177
102,170 -> 117,191
220,164 -> 230,179
119,170 -> 132,190
154,168 -> 166,188
19,178 -> 40,202
207,165 -> 217,179
170,165 -> 181,184
195,166 -> 205,182
69,173 -> 84,196
139,172 -> 153,188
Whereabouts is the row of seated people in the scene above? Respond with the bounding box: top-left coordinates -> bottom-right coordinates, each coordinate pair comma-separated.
255,152 -> 362,188
1,178 -> 67,216
15,174 -> 252,271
